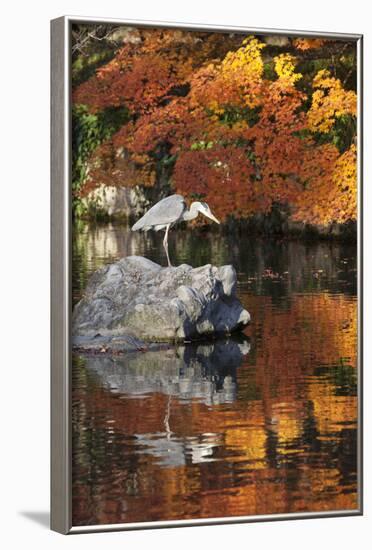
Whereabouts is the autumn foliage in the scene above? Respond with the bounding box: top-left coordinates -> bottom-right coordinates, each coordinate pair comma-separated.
72,28 -> 357,228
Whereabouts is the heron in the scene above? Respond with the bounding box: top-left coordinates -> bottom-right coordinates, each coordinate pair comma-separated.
131,194 -> 220,267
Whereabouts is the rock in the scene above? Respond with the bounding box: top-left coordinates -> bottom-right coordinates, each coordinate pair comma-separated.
263,35 -> 290,47
82,184 -> 149,219
72,256 -> 250,345
107,26 -> 141,45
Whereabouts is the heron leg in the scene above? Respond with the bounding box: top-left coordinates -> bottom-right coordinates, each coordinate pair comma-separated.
163,224 -> 172,267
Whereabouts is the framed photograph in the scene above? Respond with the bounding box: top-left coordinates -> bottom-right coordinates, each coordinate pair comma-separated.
51,16 -> 363,534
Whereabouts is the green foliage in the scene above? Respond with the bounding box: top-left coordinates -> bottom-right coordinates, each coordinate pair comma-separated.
72,51 -> 116,87
317,114 -> 356,153
263,61 -> 276,81
207,105 -> 261,128
72,105 -> 130,216
190,140 -> 214,150
295,114 -> 356,153
157,153 -> 178,167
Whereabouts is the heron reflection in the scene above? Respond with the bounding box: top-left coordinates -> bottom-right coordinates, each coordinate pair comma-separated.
80,337 -> 250,467
83,337 -> 250,405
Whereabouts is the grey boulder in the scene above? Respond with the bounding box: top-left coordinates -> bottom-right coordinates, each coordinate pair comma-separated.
72,255 -> 250,344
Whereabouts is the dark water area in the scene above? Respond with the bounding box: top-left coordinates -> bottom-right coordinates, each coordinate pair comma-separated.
72,221 -> 358,526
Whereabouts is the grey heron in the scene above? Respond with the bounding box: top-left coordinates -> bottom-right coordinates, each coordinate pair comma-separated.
131,194 -> 220,267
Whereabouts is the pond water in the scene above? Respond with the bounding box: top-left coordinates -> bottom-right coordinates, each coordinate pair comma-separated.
72,222 -> 359,526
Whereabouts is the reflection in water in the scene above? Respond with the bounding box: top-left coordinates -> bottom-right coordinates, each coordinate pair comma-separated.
72,221 -> 357,306
72,221 -> 358,526
84,339 -> 249,405
81,339 -> 249,468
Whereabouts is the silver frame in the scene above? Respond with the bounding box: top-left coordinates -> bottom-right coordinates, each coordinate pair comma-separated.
51,15 -> 363,534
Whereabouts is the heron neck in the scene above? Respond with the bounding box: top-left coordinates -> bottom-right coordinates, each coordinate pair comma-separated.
182,205 -> 199,221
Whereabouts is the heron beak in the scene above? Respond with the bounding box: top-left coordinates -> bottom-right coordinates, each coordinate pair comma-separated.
207,211 -> 220,224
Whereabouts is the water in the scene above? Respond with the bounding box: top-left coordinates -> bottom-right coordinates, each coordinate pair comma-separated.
72,221 -> 358,526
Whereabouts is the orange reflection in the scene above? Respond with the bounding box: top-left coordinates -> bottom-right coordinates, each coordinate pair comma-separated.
72,291 -> 358,526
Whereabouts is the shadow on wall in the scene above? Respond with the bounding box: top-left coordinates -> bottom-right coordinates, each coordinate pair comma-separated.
18,511 -> 50,529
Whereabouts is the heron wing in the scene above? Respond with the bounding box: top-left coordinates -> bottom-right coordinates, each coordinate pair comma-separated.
131,194 -> 186,231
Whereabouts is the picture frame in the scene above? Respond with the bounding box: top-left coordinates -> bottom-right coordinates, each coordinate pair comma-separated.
51,15 -> 363,534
